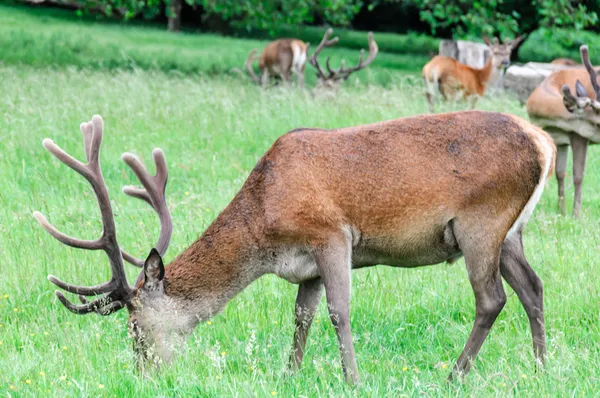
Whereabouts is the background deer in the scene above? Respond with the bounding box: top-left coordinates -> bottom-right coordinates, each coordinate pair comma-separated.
551,58 -> 579,66
422,36 -> 523,112
35,112 -> 554,383
309,28 -> 378,89
527,45 -> 600,217
245,39 -> 309,87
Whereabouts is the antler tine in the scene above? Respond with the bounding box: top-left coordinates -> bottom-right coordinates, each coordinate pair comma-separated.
338,32 -> 379,79
578,45 -> 600,111
310,28 -> 340,79
120,148 -> 172,267
33,211 -> 104,250
245,49 -> 260,84
562,84 -> 591,112
580,45 -> 600,99
55,291 -> 125,316
34,115 -> 133,316
48,275 -> 115,295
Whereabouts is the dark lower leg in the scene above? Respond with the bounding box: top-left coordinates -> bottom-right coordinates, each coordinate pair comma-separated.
289,278 -> 323,371
500,233 -> 546,363
450,274 -> 506,379
570,134 -> 588,218
555,145 -> 568,215
426,92 -> 434,113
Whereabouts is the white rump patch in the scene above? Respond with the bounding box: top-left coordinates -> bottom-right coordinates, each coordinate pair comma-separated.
424,66 -> 440,97
291,43 -> 307,74
506,133 -> 554,237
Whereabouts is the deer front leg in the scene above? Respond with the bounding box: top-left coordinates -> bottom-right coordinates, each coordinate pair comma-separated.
315,235 -> 359,385
570,134 -> 589,218
555,144 -> 569,215
289,277 -> 323,372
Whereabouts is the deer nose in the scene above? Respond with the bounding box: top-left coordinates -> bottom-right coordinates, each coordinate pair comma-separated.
502,59 -> 510,67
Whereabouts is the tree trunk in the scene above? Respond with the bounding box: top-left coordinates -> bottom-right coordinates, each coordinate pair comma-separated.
167,0 -> 182,32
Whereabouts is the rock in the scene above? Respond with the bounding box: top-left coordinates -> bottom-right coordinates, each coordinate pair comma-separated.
503,62 -> 580,103
439,39 -> 491,68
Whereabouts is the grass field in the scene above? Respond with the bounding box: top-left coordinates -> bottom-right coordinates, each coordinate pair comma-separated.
0,4 -> 430,86
1,5 -> 600,397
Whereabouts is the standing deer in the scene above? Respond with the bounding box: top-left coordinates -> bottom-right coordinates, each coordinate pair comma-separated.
551,58 -> 579,66
422,36 -> 524,112
309,28 -> 378,89
245,39 -> 309,88
35,111 -> 554,383
527,45 -> 600,217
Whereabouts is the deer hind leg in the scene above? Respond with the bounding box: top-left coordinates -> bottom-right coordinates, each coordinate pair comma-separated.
555,144 -> 569,215
315,232 -> 359,384
570,134 -> 589,218
260,69 -> 270,87
500,231 -> 546,365
296,66 -> 305,89
449,220 -> 507,380
466,94 -> 478,109
423,76 -> 436,113
289,277 -> 323,372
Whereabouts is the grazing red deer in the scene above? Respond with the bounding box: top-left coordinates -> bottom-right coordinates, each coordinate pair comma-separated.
527,45 -> 600,217
422,36 -> 523,112
245,39 -> 309,87
550,58 -> 579,66
309,28 -> 378,89
35,111 -> 554,383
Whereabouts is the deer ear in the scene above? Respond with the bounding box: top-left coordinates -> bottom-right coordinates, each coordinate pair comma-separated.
483,36 -> 492,46
143,248 -> 165,290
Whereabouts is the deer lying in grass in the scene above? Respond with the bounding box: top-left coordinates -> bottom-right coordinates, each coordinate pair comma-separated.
245,39 -> 310,87
35,111 -> 554,383
527,45 -> 600,217
422,36 -> 523,112
308,28 -> 378,89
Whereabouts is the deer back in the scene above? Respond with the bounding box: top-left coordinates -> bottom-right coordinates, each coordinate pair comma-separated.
228,111 -> 553,246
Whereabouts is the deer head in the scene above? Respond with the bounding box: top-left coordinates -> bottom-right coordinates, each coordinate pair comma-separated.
562,45 -> 600,119
483,35 -> 524,69
309,28 -> 378,89
33,116 -> 186,367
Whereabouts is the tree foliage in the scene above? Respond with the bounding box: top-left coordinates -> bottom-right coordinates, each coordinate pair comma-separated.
200,0 -> 363,33
405,0 -> 598,39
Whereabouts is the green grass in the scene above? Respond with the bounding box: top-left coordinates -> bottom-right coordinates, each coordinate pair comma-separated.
0,62 -> 599,397
0,3 -> 429,85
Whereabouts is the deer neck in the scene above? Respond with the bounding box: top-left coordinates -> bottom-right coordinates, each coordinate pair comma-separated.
473,57 -> 494,94
162,196 -> 267,321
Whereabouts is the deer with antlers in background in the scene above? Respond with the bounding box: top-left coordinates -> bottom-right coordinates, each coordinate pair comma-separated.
422,36 -> 524,112
245,39 -> 310,87
309,28 -> 378,89
527,45 -> 600,217
35,111 -> 554,383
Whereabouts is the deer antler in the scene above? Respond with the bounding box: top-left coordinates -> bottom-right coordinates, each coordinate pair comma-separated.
309,28 -> 340,81
245,49 -> 260,84
310,29 -> 378,86
120,149 -> 172,267
562,45 -> 600,113
33,115 -> 172,315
